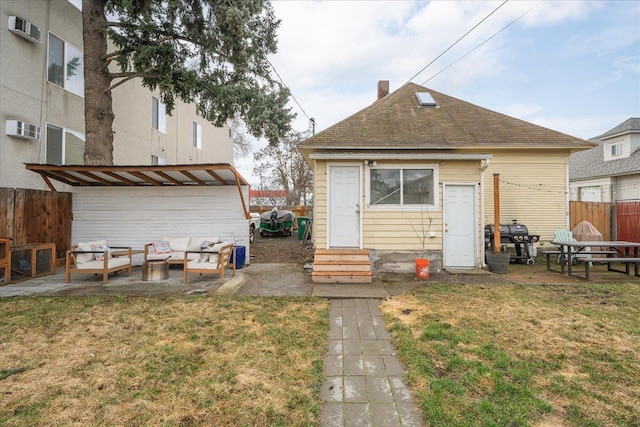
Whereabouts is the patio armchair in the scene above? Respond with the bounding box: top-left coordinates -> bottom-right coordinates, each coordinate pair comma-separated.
553,229 -> 590,265
183,242 -> 235,285
66,240 -> 132,284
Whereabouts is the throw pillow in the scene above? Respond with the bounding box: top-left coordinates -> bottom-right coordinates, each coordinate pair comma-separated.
154,240 -> 172,254
92,242 -> 111,261
198,240 -> 214,262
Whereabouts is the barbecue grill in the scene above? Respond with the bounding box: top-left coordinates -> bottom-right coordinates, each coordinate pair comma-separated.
484,220 -> 540,265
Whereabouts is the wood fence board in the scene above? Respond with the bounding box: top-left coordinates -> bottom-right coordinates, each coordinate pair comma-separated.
0,188 -> 72,262
616,201 -> 640,243
569,201 -> 612,241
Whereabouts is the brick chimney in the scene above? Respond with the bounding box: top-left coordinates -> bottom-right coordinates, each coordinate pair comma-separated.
377,80 -> 389,100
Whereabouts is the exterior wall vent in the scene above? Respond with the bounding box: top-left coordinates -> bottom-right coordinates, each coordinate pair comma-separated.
8,16 -> 41,43
5,120 -> 41,140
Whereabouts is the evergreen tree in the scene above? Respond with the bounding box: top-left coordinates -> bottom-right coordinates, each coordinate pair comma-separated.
82,0 -> 293,165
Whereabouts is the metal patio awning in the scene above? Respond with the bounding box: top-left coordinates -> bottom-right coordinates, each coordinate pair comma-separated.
25,163 -> 252,217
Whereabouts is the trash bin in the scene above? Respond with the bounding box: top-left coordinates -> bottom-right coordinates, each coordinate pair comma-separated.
231,245 -> 246,269
296,216 -> 310,240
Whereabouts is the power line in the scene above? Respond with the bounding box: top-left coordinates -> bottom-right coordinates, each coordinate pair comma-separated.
406,0 -> 510,83
421,1 -> 543,85
266,57 -> 311,122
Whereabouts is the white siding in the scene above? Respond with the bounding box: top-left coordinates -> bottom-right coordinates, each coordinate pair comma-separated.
615,174 -> 640,201
71,186 -> 251,262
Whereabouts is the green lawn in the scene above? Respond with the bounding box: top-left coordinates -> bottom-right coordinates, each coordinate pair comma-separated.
0,296 -> 329,427
381,283 -> 640,427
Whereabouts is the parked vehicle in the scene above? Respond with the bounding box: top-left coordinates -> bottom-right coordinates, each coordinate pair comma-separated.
249,213 -> 260,243
259,208 -> 295,237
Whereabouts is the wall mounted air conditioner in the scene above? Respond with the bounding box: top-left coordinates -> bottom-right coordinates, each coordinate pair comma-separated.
6,120 -> 41,140
8,16 -> 41,43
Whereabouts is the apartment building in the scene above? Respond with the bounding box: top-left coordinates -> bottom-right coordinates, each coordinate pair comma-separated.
1,0 -> 235,191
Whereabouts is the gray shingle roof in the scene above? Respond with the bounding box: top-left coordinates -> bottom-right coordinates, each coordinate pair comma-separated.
570,118 -> 640,180
299,82 -> 594,150
594,117 -> 640,140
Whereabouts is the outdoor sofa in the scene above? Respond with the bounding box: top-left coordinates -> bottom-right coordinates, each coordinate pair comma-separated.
183,241 -> 236,284
66,240 -> 132,283
144,236 -> 224,265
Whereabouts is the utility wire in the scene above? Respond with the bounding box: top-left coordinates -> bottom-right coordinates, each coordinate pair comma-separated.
406,0 -> 509,83
266,57 -> 311,122
421,1 -> 542,85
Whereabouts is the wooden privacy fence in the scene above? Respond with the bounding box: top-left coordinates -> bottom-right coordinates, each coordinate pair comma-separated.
570,201 -> 613,241
570,200 -> 640,242
0,188 -> 72,262
616,200 -> 640,243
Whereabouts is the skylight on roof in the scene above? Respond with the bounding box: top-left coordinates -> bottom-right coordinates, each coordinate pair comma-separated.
416,92 -> 437,107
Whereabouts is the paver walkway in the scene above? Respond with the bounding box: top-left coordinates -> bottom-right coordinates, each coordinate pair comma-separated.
320,299 -> 424,427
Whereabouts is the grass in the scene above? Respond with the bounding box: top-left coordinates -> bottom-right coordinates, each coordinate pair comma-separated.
381,283 -> 640,427
0,296 -> 329,426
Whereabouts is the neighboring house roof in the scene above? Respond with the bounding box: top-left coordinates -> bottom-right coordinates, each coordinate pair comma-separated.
594,117 -> 640,140
298,82 -> 595,151
570,141 -> 640,180
570,118 -> 640,181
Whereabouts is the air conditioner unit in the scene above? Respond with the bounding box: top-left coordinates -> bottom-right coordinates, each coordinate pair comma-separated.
6,120 -> 41,140
8,16 -> 41,43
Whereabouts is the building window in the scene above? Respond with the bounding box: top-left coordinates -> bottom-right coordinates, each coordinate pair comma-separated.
369,166 -> 436,207
151,97 -> 166,133
47,33 -> 84,97
611,143 -> 621,157
45,124 -> 85,165
151,155 -> 167,165
193,122 -> 202,149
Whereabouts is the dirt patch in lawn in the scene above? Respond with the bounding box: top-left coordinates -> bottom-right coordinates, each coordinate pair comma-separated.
250,233 -> 314,265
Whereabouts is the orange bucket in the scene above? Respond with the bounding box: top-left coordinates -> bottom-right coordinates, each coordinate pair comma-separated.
415,258 -> 430,279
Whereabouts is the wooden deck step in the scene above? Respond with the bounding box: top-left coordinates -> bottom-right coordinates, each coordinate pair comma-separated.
312,249 -> 373,284
311,271 -> 373,284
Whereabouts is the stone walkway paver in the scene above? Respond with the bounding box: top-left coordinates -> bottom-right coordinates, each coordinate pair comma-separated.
319,299 -> 424,427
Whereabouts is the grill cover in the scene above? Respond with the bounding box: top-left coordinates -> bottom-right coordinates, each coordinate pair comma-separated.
572,220 -> 603,242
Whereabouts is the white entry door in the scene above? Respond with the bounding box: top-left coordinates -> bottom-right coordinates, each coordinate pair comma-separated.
444,184 -> 476,268
328,165 -> 360,247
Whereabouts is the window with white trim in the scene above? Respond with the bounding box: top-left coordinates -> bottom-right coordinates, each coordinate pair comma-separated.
193,122 -> 202,149
611,142 -> 621,156
368,166 -> 437,207
151,97 -> 166,133
47,33 -> 84,97
46,124 -> 85,165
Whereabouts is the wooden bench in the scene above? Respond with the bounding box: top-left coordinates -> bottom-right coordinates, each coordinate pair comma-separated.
573,257 -> 640,280
540,249 -> 617,273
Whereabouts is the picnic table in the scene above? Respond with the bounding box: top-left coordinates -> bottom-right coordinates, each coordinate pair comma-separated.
548,240 -> 640,280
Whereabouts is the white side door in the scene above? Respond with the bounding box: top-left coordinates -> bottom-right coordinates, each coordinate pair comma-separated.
444,184 -> 476,268
328,165 -> 361,248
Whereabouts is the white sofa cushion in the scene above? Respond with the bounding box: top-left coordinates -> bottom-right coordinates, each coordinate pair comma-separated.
207,242 -> 234,264
76,240 -> 107,264
147,252 -> 198,261
186,259 -> 222,270
76,257 -> 130,270
187,237 -> 220,252
76,242 -> 95,264
162,237 -> 191,252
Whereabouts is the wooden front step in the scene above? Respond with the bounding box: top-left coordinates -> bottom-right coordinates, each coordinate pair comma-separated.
312,249 -> 372,284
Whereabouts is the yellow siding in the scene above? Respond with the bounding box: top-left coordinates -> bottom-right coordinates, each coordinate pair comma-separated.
312,160 -> 484,251
314,161 -> 327,248
483,150 -> 569,246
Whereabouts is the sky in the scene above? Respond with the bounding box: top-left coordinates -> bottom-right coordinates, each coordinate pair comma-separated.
235,0 -> 640,185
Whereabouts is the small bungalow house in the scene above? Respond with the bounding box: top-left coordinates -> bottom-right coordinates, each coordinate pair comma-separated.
570,118 -> 640,202
297,81 -> 595,281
